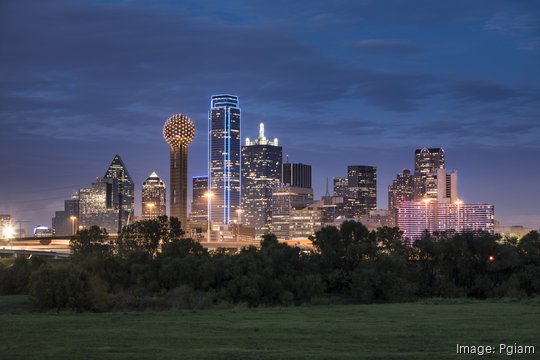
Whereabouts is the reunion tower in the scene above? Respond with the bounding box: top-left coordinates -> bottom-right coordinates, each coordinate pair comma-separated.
163,114 -> 195,229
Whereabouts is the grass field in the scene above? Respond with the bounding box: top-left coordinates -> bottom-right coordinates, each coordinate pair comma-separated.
0,296 -> 539,359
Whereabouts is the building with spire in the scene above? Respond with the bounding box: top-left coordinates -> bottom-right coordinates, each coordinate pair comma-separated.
241,123 -> 282,237
142,171 -> 166,219
208,94 -> 241,225
163,114 -> 195,230
102,154 -> 135,232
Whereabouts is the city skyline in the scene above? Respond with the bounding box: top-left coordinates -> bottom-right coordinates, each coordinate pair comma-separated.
1,1 -> 539,232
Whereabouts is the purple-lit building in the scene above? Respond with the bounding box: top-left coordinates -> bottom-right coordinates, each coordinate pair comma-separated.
397,200 -> 495,241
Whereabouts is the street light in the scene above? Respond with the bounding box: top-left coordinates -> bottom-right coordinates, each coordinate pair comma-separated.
69,216 -> 77,236
204,191 -> 213,242
146,202 -> 156,218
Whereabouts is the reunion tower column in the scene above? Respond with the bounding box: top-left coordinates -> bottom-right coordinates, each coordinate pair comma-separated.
163,114 -> 195,231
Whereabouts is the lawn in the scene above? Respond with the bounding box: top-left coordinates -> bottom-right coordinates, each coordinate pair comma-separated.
0,296 -> 538,359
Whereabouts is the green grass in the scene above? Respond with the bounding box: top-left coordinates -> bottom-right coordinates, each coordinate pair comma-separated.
1,298 -> 539,359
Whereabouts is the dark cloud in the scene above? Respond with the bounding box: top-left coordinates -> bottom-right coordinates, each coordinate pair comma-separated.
449,80 -> 528,103
356,39 -> 426,54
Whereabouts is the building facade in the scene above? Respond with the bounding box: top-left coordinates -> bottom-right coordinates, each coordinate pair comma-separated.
191,176 -> 208,224
413,147 -> 445,199
52,194 -> 80,236
241,123 -> 282,237
79,178 -> 121,234
270,184 -> 313,240
208,94 -> 241,224
347,165 -> 377,216
142,171 -> 166,219
333,177 -> 349,197
388,169 -> 414,224
103,154 -> 135,231
282,163 -> 312,189
397,200 -> 495,241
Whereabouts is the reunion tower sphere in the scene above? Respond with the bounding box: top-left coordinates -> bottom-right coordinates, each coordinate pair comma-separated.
163,114 -> 195,230
163,114 -> 195,146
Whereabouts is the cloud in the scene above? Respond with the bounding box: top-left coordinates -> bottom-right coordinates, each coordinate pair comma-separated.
356,39 -> 426,54
449,80 -> 528,103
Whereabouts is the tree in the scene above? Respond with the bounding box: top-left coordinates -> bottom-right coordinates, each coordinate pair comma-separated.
70,226 -> 112,260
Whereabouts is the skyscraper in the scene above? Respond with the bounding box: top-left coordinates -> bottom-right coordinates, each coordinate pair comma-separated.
333,177 -> 348,197
79,178 -> 120,234
388,169 -> 414,223
282,162 -> 312,189
208,94 -> 241,224
191,176 -> 208,223
142,171 -> 166,219
347,165 -> 377,216
52,194 -> 79,236
241,123 -> 282,237
270,184 -> 313,240
103,154 -> 134,232
163,114 -> 196,229
414,147 -> 445,199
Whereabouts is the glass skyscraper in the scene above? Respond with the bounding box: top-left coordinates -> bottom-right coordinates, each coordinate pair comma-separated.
142,171 -> 166,219
241,123 -> 282,237
208,94 -> 241,224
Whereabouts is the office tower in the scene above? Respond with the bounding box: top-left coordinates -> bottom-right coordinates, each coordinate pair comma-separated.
290,199 -> 324,240
52,194 -> 80,236
208,94 -> 241,224
414,147 -> 445,199
103,154 -> 135,232
191,176 -> 208,223
397,200 -> 494,241
79,178 -> 121,234
347,165 -> 377,216
241,123 -> 282,237
282,162 -> 312,189
164,114 -> 195,229
270,184 -> 313,240
142,171 -> 166,219
333,177 -> 348,197
388,169 -> 414,223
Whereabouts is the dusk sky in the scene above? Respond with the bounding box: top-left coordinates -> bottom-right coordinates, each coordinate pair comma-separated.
1,0 -> 539,233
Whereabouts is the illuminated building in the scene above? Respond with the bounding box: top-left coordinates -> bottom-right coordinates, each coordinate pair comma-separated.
142,171 -> 166,219
347,165 -> 377,216
190,176 -> 208,224
333,177 -> 348,197
282,162 -> 311,189
388,169 -> 414,225
290,200 -> 324,240
52,194 -> 80,236
270,184 -> 313,240
397,200 -> 495,241
413,147 -> 445,199
103,154 -> 135,231
208,94 -> 241,224
79,178 -> 121,234
164,114 -> 196,229
241,123 -> 282,237
0,214 -> 13,239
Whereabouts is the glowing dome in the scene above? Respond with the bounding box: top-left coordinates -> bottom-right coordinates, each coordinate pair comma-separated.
163,114 -> 195,146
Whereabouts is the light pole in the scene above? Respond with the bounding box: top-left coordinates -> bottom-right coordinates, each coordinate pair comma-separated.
69,216 -> 77,236
204,191 -> 213,242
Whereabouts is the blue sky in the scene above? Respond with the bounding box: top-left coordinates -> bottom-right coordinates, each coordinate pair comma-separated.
1,0 -> 539,231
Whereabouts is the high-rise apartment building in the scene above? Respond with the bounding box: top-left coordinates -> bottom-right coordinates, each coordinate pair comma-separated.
208,94 -> 241,224
142,171 -> 166,219
103,154 -> 135,231
241,123 -> 282,237
282,163 -> 312,189
163,114 -> 195,229
347,165 -> 377,216
397,200 -> 494,241
191,176 -> 208,223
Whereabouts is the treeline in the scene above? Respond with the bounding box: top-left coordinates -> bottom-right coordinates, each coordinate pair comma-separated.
1,217 -> 539,311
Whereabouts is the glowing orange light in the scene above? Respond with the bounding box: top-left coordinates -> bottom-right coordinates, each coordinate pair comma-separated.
163,114 -> 196,146
488,256 -> 495,261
